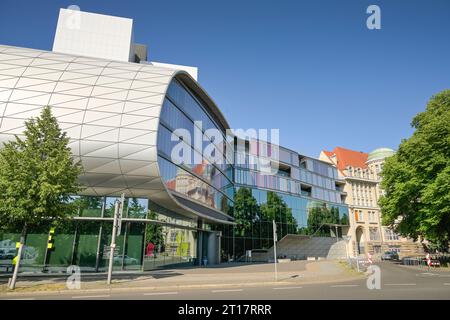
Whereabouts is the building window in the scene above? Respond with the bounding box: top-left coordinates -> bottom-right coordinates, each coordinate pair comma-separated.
384,228 -> 400,241
354,210 -> 363,222
369,227 -> 380,241
368,211 -> 377,223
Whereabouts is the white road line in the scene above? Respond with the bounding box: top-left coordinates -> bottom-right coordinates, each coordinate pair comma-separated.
143,292 -> 178,296
211,289 -> 243,293
330,284 -> 359,288
273,286 -> 303,290
444,283 -> 450,286
72,295 -> 110,299
384,283 -> 416,286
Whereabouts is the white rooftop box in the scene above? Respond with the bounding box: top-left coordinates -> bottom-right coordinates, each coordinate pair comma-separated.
52,8 -> 134,62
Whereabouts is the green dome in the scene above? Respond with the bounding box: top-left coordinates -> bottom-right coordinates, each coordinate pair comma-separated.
367,148 -> 395,162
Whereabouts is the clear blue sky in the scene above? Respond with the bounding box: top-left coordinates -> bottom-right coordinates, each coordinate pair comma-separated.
1,0 -> 449,157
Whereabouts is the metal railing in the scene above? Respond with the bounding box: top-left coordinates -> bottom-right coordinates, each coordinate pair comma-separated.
347,256 -> 372,272
402,257 -> 428,267
402,254 -> 450,268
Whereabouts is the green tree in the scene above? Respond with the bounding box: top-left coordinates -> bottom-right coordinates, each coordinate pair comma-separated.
128,198 -> 145,218
260,191 -> 298,239
145,210 -> 165,252
0,106 -> 82,288
306,205 -> 341,236
331,207 -> 340,224
232,187 -> 260,237
307,206 -> 326,236
73,195 -> 103,217
379,90 -> 450,250
340,213 -> 349,226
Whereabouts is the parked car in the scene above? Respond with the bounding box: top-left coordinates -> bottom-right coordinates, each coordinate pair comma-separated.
381,251 -> 399,261
430,260 -> 441,267
0,248 -> 15,260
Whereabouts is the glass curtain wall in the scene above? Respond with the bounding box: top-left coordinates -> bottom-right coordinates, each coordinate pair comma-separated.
0,196 -> 200,273
215,187 -> 349,261
157,78 -> 234,214
213,140 -> 349,261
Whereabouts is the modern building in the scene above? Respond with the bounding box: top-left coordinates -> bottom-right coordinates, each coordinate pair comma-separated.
4,8 -> 416,273
215,139 -> 349,260
0,9 -> 234,272
320,147 -> 422,258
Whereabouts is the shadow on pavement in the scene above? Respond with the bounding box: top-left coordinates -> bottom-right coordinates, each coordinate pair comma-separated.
0,270 -> 185,285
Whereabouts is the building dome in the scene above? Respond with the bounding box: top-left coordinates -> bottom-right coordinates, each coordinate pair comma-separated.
367,148 -> 395,162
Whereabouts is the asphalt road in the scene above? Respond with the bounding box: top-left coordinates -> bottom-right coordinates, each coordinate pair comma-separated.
1,262 -> 450,300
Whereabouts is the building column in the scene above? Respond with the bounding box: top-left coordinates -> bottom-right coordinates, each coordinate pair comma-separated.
196,219 -> 203,266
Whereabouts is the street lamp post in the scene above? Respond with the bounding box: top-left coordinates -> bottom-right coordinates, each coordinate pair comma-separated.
107,194 -> 124,285
273,220 -> 278,281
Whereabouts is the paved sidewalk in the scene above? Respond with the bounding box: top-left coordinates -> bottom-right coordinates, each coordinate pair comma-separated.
0,260 -> 365,296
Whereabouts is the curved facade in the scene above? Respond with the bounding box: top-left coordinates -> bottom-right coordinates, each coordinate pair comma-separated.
0,44 -> 233,224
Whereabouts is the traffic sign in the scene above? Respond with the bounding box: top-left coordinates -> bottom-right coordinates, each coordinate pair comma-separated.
273,220 -> 277,242
426,253 -> 431,266
367,252 -> 373,264
117,194 -> 125,236
103,245 -> 120,259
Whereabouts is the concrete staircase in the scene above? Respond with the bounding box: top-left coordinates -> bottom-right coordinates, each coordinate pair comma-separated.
250,234 -> 348,262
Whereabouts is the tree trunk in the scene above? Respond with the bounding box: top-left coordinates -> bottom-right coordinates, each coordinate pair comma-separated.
9,224 -> 27,290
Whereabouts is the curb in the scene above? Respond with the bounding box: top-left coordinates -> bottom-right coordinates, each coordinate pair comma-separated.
1,281 -> 292,296
0,274 -> 367,297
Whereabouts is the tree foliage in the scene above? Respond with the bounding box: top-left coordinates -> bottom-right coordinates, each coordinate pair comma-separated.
306,205 -> 343,236
379,90 -> 450,248
128,197 -> 146,218
145,210 -> 165,249
232,188 -> 299,238
233,187 -> 260,237
0,106 -> 82,232
260,191 -> 298,237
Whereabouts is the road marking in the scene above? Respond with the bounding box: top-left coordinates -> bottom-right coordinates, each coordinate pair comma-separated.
72,294 -> 110,299
273,286 -> 303,290
419,272 -> 438,276
384,283 -> 416,286
211,289 -> 243,293
143,291 -> 178,296
444,283 -> 450,286
330,284 -> 359,288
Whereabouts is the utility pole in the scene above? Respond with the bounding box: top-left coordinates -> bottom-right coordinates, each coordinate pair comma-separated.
9,225 -> 27,290
9,243 -> 24,289
107,194 -> 124,285
117,193 -> 125,237
273,220 -> 278,281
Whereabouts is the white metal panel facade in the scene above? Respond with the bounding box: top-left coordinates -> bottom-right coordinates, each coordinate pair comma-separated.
0,44 -> 233,223
0,44 -> 176,198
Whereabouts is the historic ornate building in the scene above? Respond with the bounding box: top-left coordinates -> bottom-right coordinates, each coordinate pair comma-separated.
320,147 -> 422,258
